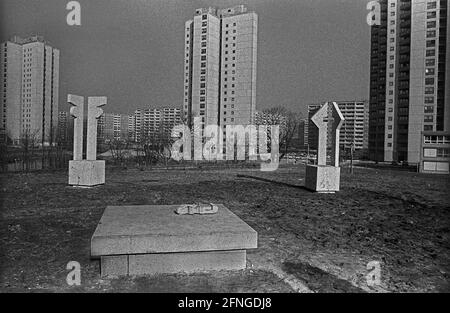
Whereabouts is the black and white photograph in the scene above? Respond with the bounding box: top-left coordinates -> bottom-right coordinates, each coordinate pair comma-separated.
0,0 -> 449,302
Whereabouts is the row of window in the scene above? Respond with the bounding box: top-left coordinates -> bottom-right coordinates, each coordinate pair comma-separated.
427,20 -> 437,29
427,11 -> 437,19
197,27 -> 210,102
427,2 -> 437,10
223,104 -> 234,109
424,135 -> 450,144
424,115 -> 434,122
423,148 -> 450,158
425,67 -> 435,75
225,36 -> 236,42
224,29 -> 237,35
385,6 -> 396,136
224,97 -> 235,103
225,22 -> 237,28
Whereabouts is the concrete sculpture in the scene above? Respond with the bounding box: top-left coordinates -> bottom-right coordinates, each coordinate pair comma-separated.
68,94 -> 107,187
305,101 -> 344,193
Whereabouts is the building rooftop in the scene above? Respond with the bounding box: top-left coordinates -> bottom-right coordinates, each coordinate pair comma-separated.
194,5 -> 251,17
7,35 -> 49,45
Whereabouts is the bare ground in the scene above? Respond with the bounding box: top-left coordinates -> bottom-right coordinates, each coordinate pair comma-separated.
0,164 -> 449,292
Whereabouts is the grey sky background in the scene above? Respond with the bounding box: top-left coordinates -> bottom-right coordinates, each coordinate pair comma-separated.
0,0 -> 370,117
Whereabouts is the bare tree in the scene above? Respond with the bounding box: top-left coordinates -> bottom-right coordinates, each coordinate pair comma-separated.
139,133 -> 155,166
155,130 -> 174,167
0,129 -> 12,172
109,138 -> 131,165
256,107 -> 303,161
20,129 -> 39,171
0,137 -> 7,172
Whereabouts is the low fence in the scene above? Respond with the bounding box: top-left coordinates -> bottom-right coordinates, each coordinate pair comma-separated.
2,156 -> 71,172
0,147 -> 71,173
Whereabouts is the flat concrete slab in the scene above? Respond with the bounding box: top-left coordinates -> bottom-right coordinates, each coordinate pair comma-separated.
91,204 -> 257,257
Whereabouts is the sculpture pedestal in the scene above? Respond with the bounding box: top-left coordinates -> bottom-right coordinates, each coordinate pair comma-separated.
305,165 -> 340,193
69,160 -> 105,187
91,205 -> 257,277
101,250 -> 247,276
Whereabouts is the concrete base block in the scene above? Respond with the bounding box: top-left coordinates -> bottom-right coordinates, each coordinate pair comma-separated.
129,250 -> 246,275
101,255 -> 128,277
305,165 -> 340,193
69,160 -> 105,186
100,250 -> 246,277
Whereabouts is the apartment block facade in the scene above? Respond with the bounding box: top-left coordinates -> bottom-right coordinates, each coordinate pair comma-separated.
419,131 -> 450,172
339,101 -> 370,150
307,101 -> 369,151
98,113 -> 129,142
60,107 -> 181,145
131,107 -> 182,143
57,111 -> 73,144
369,0 -> 449,163
297,119 -> 307,148
0,36 -> 60,145
183,5 -> 258,135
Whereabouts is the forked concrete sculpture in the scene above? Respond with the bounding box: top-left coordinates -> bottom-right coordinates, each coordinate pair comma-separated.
68,94 -> 107,187
305,102 -> 344,193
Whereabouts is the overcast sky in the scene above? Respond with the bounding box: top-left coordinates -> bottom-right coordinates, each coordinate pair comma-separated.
0,0 -> 370,116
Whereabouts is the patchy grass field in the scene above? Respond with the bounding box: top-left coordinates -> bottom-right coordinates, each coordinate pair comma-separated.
0,164 -> 449,292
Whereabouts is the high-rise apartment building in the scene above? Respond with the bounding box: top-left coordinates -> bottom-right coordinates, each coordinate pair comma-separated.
98,113 -> 129,142
298,119 -> 307,148
57,111 -> 73,144
131,107 -> 182,143
183,5 -> 258,134
307,101 -> 369,151
161,107 -> 183,135
95,108 -> 181,144
0,36 -> 60,145
303,118 -> 310,149
339,101 -> 370,150
127,114 -> 135,142
133,109 -> 143,143
369,0 -> 449,163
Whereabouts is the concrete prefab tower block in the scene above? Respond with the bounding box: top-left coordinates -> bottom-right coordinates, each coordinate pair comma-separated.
68,94 -> 107,187
305,102 -> 344,193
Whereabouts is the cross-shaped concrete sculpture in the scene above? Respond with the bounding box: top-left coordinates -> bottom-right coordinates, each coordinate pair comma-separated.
305,102 -> 344,193
310,102 -> 345,167
68,94 -> 107,187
